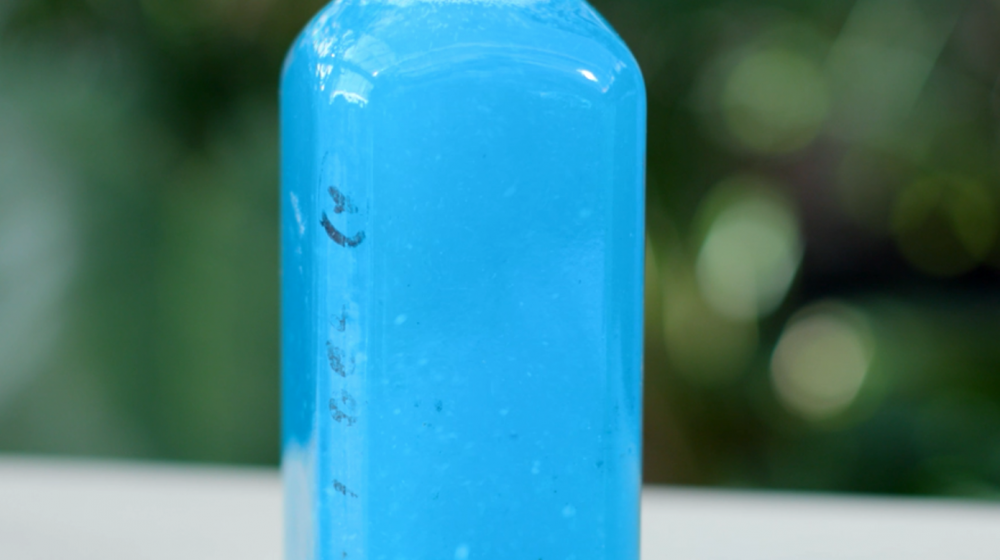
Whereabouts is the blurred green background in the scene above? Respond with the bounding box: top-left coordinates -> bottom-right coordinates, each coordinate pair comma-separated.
1,0 -> 999,498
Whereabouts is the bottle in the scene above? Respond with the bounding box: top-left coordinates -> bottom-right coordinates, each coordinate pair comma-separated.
280,1 -> 645,559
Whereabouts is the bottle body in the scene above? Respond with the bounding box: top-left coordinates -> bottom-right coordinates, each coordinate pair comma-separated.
281,1 -> 645,558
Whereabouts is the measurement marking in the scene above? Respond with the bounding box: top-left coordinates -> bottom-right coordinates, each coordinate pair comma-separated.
329,402 -> 357,426
339,389 -> 357,411
321,186 -> 365,247
321,215 -> 365,247
328,186 -> 358,214
330,390 -> 358,426
326,342 -> 353,377
333,479 -> 358,498
336,306 -> 347,332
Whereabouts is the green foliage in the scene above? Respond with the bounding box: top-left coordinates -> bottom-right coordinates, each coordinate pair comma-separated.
1,0 -> 999,498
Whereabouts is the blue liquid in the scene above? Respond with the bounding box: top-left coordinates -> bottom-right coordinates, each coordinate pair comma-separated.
281,1 -> 645,559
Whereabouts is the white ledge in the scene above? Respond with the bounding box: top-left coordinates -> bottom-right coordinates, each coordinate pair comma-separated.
1,456 -> 997,559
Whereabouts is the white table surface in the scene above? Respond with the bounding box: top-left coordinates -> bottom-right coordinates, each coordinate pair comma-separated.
1,456 -> 998,559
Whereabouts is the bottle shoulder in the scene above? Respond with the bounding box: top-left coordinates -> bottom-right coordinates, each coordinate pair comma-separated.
282,0 -> 643,99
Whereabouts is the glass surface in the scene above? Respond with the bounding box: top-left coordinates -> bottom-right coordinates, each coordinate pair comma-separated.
280,1 -> 646,558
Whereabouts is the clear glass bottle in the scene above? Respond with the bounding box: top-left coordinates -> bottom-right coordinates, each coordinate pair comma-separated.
281,1 -> 645,558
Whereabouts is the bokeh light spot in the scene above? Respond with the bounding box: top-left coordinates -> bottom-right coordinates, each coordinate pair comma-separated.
721,48 -> 830,154
825,0 -> 949,145
771,303 -> 874,421
0,112 -> 78,408
890,175 -> 997,277
662,264 -> 758,386
695,177 -> 803,321
835,148 -> 907,233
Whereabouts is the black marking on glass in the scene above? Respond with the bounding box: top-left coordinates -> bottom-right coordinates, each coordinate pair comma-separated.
328,186 -> 357,214
333,479 -> 358,498
338,389 -> 357,412
321,186 -> 365,247
336,306 -> 348,332
326,342 -> 354,377
329,394 -> 358,427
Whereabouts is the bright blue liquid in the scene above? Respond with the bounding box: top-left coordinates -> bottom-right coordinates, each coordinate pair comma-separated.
281,1 -> 645,559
